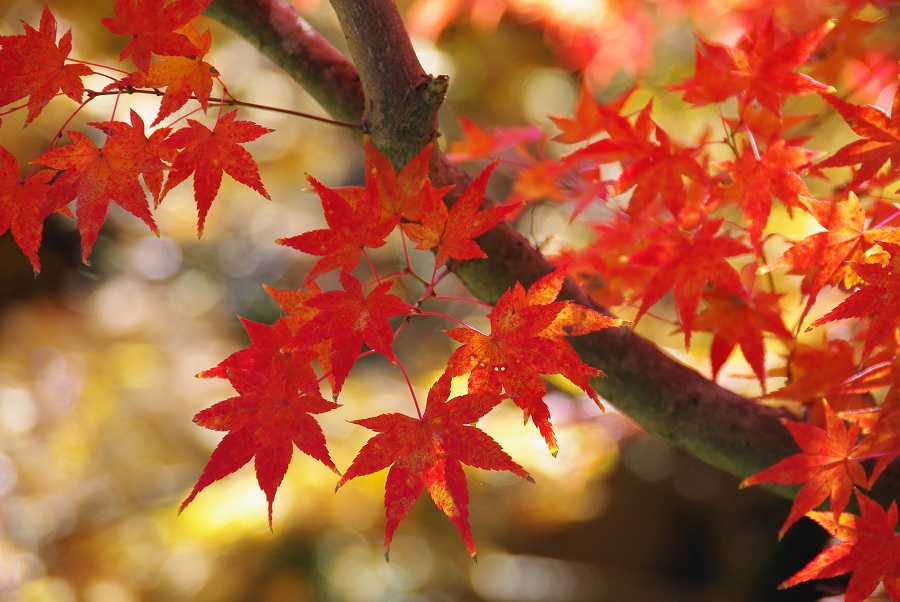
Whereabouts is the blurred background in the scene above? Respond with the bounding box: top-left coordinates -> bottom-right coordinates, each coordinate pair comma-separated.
0,0 -> 897,600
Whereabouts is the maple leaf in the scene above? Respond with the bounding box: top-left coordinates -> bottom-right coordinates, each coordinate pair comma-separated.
629,218 -> 751,347
88,109 -> 173,204
692,265 -> 792,391
181,338 -> 339,528
262,282 -> 336,390
0,145 -> 54,272
782,492 -> 900,602
762,193 -> 891,326
364,139 -> 431,221
446,117 -> 544,163
442,267 -> 621,455
100,0 -> 213,73
401,162 -> 515,268
673,18 -> 834,116
161,109 -> 271,235
120,24 -> 219,126
563,101 -> 705,218
817,87 -> 900,192
558,215 -> 658,308
335,377 -> 531,560
809,241 -> 900,359
718,139 -> 819,254
764,338 -> 873,414
741,401 -> 869,537
33,128 -> 157,263
197,316 -> 316,385
293,271 -> 409,399
0,4 -> 93,124
278,170 -> 399,283
549,83 -> 637,144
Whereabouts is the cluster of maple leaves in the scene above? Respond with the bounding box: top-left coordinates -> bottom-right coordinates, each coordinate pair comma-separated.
1,0 -> 899,598
444,8 -> 899,598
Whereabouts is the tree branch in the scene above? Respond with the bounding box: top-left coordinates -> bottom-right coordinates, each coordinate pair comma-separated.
205,0 -> 364,124
205,0 -> 900,506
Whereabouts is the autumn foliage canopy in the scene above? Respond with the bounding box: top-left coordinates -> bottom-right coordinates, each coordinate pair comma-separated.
0,0 -> 898,598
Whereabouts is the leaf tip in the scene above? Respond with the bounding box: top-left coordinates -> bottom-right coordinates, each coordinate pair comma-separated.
526,475 -> 535,484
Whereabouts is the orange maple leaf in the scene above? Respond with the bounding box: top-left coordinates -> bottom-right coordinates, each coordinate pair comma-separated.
161,109 -> 271,235
335,377 -> 532,560
817,86 -> 900,192
101,0 -> 213,73
182,318 -> 339,528
782,492 -> 900,602
741,401 -> 869,537
442,267 -> 621,455
549,83 -> 637,144
33,128 -> 158,263
262,282 -> 336,392
401,163 -> 515,268
120,23 -> 218,126
0,145 -> 54,272
0,4 -> 93,124
629,218 -> 751,347
364,139 -> 432,222
809,241 -> 900,359
764,338 -> 873,415
446,116 -> 544,163
293,271 -> 409,399
762,193 -> 891,325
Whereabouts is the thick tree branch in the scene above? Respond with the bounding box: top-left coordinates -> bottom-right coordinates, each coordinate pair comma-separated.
328,0 -> 447,167
205,0 -> 364,124
205,0 -> 900,506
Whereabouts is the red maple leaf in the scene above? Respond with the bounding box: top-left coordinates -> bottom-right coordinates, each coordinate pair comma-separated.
673,18 -> 834,117
119,24 -> 219,126
161,109 -> 271,235
562,101 -> 706,218
88,109 -> 173,204
629,218 -> 751,347
33,127 -> 158,263
718,139 -> 819,254
100,0 -> 213,73
401,163 -> 514,268
0,4 -> 93,124
197,316 -> 316,384
809,241 -> 900,359
278,170 -> 399,283
762,193 -> 891,326
692,265 -> 792,391
0,145 -> 54,272
181,339 -> 339,528
782,492 -> 900,602
442,267 -> 621,455
293,271 -> 409,399
817,87 -> 900,192
741,401 -> 869,537
335,377 -> 532,560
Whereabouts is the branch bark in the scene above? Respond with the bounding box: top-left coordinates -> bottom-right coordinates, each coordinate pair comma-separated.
205,0 -> 900,506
